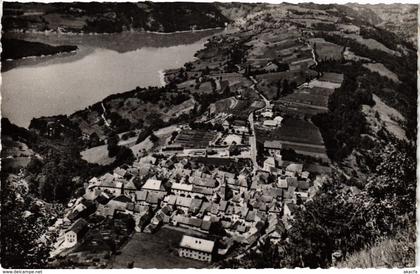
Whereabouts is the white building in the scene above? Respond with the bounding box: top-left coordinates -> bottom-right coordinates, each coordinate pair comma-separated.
179,235 -> 215,262
172,183 -> 193,196
64,218 -> 88,248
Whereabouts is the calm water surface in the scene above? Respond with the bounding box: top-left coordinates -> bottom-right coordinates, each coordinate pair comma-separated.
2,29 -> 221,127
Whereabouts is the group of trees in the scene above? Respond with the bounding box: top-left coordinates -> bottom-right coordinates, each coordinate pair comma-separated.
312,64 -> 374,161
287,138 -> 415,268
275,79 -> 297,99
317,32 -> 417,141
1,181 -> 52,268
107,134 -> 135,165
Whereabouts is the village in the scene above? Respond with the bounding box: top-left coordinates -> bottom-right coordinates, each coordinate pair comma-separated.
47,17 -> 348,268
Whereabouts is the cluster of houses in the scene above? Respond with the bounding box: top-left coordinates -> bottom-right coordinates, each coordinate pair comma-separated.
51,144 -> 325,263
260,110 -> 284,128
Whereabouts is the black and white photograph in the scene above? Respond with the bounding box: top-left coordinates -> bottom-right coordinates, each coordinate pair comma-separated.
0,0 -> 418,270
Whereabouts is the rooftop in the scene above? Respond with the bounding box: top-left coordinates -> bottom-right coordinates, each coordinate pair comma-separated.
179,235 -> 215,253
142,179 -> 163,191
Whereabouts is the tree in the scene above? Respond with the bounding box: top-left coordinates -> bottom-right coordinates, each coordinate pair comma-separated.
1,182 -> 50,268
107,134 -> 120,158
149,133 -> 159,143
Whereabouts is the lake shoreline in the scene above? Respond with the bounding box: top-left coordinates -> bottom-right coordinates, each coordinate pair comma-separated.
2,30 -> 221,128
5,26 -> 225,37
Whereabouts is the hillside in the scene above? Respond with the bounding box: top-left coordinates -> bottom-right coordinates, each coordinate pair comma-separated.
347,4 -> 418,45
2,2 -> 229,33
1,38 -> 77,61
337,224 -> 415,268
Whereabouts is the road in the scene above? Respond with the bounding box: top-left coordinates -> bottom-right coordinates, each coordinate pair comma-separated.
249,76 -> 271,109
248,112 -> 259,171
101,102 -> 111,128
246,76 -> 269,172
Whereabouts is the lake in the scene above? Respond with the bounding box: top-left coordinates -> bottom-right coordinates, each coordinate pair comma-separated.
1,29 -> 222,128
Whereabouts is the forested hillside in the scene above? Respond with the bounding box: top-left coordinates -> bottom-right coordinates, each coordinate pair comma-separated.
3,2 -> 229,33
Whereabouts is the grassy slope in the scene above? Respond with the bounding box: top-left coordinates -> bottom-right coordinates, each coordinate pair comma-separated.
338,226 -> 415,268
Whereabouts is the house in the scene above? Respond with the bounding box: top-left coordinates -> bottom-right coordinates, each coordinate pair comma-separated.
268,202 -> 282,215
301,171 -> 310,179
179,235 -> 215,262
283,203 -> 299,221
263,120 -> 278,127
113,167 -> 127,178
163,194 -> 177,207
264,140 -> 283,157
109,195 -> 132,210
277,176 -> 288,189
266,222 -> 286,244
245,209 -> 257,223
176,196 -> 193,210
146,192 -> 166,206
64,218 -> 88,248
95,173 -> 123,196
219,201 -> 228,214
190,176 -> 217,189
190,198 -> 203,214
172,183 -> 193,196
261,110 -> 273,118
192,185 -> 214,198
67,201 -> 91,222
95,192 -> 112,205
287,177 -> 299,187
263,157 -> 276,171
237,174 -> 248,193
298,180 -> 310,191
264,61 -> 279,72
135,190 -> 149,205
295,191 -> 309,202
273,116 -> 283,125
137,155 -> 157,165
123,180 -> 137,196
286,163 -> 303,175
216,170 -> 236,180
201,220 -> 212,233
84,188 -> 101,201
142,179 -> 166,194
172,215 -> 202,228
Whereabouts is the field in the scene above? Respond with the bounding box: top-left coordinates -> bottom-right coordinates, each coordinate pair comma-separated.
362,63 -> 400,83
257,118 -> 324,145
310,38 -> 344,61
343,33 -> 399,56
187,157 -> 252,169
277,92 -> 329,108
111,227 -> 209,268
362,94 -> 407,141
275,104 -> 327,118
164,98 -> 196,119
256,117 -> 328,161
229,99 -> 264,120
211,97 -> 236,113
174,129 -> 217,148
256,70 -> 317,100
80,144 -> 115,165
